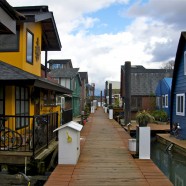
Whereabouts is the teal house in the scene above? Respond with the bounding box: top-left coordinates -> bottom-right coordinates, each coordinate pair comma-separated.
50,67 -> 82,117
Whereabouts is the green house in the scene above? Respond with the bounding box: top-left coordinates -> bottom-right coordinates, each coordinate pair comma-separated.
50,67 -> 82,117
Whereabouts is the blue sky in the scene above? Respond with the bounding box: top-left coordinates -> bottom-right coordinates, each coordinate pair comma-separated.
82,4 -> 132,35
7,0 -> 186,91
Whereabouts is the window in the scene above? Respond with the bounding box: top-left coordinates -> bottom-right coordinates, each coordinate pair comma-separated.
162,94 -> 168,108
43,90 -> 56,106
26,30 -> 34,64
162,95 -> 165,108
176,93 -> 185,116
0,26 -> 20,51
15,86 -> 29,129
52,64 -> 63,69
156,97 -> 161,109
184,51 -> 186,75
0,86 -> 4,115
165,94 -> 168,108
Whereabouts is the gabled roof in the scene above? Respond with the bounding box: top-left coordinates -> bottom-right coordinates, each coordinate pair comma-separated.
155,78 -> 172,96
14,6 -> 61,51
79,72 -> 88,84
0,61 -> 72,94
171,32 -> 186,94
50,68 -> 79,78
121,65 -> 173,96
121,65 -> 173,74
48,59 -> 73,68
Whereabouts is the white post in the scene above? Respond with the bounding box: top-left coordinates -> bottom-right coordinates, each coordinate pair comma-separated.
109,109 -> 113,119
139,127 -> 150,159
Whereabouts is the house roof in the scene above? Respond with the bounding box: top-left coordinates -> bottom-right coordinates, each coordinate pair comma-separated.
50,68 -> 79,78
171,32 -> 186,95
0,61 -> 72,94
121,65 -> 173,96
79,72 -> 88,84
155,77 -> 172,96
0,0 -> 25,34
48,59 -> 73,68
14,6 -> 61,51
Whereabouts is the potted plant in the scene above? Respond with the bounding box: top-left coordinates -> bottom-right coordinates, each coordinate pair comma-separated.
136,110 -> 154,127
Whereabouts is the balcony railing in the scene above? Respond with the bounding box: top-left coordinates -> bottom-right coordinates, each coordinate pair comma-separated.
0,112 -> 58,157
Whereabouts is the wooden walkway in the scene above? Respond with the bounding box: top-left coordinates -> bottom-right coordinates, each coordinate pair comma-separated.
45,108 -> 173,186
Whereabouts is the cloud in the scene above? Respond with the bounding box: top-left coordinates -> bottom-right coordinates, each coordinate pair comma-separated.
127,0 -> 186,29
6,0 -> 185,90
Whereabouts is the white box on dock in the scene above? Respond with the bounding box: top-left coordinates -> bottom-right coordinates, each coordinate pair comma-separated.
139,127 -> 150,159
54,121 -> 83,164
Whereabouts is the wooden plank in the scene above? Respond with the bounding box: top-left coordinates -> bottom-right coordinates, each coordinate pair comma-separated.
45,108 -> 173,186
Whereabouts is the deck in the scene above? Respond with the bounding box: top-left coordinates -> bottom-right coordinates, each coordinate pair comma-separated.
45,107 -> 173,186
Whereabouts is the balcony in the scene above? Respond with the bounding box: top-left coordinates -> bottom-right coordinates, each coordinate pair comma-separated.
0,112 -> 58,160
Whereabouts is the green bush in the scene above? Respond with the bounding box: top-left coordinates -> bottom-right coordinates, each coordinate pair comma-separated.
151,110 -> 168,122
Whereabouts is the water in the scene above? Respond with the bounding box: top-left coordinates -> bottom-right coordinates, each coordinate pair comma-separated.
151,140 -> 186,186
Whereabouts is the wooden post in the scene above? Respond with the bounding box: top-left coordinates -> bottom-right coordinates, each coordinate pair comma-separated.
105,81 -> 108,105
124,61 -> 131,125
100,91 -> 102,106
109,83 -> 112,106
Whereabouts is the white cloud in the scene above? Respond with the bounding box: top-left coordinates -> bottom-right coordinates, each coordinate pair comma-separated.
6,0 -> 183,90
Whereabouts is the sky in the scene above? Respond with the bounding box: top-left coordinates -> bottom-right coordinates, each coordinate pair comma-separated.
7,0 -> 186,92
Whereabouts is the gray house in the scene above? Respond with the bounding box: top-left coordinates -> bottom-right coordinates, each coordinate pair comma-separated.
121,65 -> 173,119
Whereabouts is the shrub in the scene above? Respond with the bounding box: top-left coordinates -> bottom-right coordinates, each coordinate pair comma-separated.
151,110 -> 168,122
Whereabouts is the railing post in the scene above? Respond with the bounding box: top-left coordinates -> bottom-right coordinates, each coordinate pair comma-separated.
56,112 -> 58,141
32,116 -> 35,157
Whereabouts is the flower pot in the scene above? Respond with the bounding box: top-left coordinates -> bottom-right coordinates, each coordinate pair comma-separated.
139,121 -> 148,127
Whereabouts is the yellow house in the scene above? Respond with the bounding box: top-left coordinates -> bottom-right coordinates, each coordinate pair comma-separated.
0,2 -> 72,169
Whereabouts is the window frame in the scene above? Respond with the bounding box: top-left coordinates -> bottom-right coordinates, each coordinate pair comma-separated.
176,93 -> 185,116
15,86 -> 29,129
26,29 -> 34,64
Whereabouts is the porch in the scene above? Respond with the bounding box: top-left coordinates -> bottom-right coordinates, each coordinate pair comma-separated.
0,112 -> 59,166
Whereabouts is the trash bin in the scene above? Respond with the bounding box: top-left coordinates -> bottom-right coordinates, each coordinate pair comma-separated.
128,139 -> 136,152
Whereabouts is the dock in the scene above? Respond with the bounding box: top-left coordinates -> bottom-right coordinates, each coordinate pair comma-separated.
123,121 -> 170,136
45,108 -> 173,186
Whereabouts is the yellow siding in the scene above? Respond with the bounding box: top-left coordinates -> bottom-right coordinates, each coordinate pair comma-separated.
5,86 -> 15,115
0,23 -> 42,77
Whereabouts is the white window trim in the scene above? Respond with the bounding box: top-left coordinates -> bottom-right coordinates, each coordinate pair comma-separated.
176,93 -> 185,116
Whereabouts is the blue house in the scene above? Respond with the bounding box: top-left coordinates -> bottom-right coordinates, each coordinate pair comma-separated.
155,78 -> 172,117
171,32 -> 186,139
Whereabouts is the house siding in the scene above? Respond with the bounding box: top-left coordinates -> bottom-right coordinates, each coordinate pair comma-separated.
72,77 -> 81,117
155,78 -> 172,117
0,23 -> 42,77
172,44 -> 186,139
